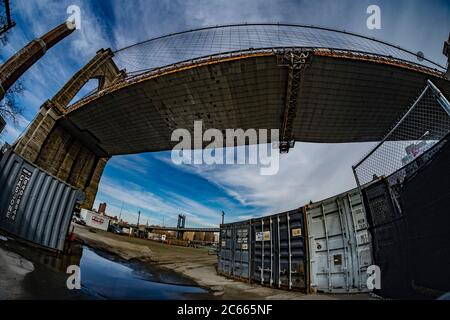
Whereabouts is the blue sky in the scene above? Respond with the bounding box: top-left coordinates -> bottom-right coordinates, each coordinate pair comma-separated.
1,0 -> 449,227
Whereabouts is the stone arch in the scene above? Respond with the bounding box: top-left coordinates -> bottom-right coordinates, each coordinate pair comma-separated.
13,48 -> 125,208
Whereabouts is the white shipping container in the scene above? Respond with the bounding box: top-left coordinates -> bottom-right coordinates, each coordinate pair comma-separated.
84,209 -> 110,231
147,232 -> 161,240
305,188 -> 372,293
214,232 -> 220,243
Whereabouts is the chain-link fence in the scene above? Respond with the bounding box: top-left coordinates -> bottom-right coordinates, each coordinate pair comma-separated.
113,24 -> 445,75
356,80 -> 450,298
353,80 -> 450,188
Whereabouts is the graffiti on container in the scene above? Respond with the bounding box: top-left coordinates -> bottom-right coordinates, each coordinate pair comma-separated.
6,168 -> 32,221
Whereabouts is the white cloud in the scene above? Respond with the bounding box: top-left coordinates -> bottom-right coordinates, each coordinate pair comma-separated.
68,2 -> 110,57
95,176 -> 219,227
159,142 -> 372,217
107,154 -> 150,175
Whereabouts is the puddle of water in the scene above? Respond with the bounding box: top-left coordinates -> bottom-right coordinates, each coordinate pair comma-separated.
80,246 -> 207,299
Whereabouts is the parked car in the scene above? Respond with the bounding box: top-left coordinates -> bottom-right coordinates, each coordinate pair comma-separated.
108,224 -> 123,234
72,216 -> 86,226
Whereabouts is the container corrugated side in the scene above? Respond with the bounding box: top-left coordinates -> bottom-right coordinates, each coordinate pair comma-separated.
251,209 -> 307,290
218,209 -> 308,291
0,149 -> 84,251
218,221 -> 251,280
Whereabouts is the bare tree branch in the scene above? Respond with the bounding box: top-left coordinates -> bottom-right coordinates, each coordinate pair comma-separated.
0,82 -> 25,125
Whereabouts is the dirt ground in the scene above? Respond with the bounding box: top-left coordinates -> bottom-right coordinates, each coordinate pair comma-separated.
73,224 -> 372,300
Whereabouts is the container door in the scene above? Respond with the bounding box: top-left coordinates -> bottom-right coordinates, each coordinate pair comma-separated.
343,191 -> 372,291
252,217 -> 273,285
268,211 -> 306,290
307,200 -> 348,291
287,210 -> 307,290
218,226 -> 233,275
306,190 -> 372,293
232,225 -> 250,279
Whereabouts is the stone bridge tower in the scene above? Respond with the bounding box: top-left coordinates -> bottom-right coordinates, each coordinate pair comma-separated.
0,22 -> 75,100
14,48 -> 126,208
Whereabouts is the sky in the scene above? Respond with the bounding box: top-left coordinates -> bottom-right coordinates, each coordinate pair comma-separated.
0,0 -> 449,227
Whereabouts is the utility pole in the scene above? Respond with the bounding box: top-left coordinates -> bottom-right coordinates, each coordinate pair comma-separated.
137,210 -> 141,228
221,211 -> 225,225
118,201 -> 124,221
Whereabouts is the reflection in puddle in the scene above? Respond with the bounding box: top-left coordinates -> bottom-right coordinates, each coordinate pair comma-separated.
79,246 -> 207,299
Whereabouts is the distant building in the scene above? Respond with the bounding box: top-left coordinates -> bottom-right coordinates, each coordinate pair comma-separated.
98,202 -> 107,215
105,215 -> 118,223
80,208 -> 111,231
401,140 -> 432,166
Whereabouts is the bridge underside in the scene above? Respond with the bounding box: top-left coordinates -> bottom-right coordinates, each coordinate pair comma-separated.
13,49 -> 450,208
65,52 -> 450,156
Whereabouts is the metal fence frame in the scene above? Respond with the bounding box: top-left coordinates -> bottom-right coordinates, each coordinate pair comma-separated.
353,80 -> 450,297
361,131 -> 450,298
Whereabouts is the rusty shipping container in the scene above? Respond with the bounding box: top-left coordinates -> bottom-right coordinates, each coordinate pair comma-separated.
0,148 -> 84,251
218,209 -> 308,291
